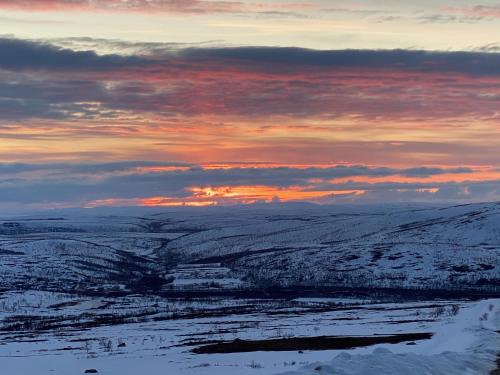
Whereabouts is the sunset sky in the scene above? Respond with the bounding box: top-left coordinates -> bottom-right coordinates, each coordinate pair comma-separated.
1,0 -> 500,210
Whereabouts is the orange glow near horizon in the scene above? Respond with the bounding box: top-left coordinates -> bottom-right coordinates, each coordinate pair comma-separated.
80,163 -> 500,208
89,186 -> 366,208
140,197 -> 218,207
190,186 -> 362,201
87,197 -> 219,208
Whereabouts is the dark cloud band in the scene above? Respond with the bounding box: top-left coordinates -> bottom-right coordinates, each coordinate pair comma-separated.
3,38 -> 500,76
0,162 -> 478,204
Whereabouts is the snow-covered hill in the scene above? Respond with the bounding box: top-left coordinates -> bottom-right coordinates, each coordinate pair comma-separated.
1,202 -> 499,293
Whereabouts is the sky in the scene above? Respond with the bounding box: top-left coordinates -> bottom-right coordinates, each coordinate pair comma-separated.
1,0 -> 500,210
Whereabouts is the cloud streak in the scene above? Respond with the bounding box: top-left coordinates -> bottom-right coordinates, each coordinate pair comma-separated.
0,0 -> 245,14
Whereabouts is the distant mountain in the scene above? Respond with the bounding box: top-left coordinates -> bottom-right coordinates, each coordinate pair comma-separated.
0,202 -> 498,294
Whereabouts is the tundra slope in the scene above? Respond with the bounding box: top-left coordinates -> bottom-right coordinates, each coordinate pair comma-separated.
0,202 -> 498,294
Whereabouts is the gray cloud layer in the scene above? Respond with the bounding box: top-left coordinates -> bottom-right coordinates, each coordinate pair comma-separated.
1,37 -> 500,122
3,37 -> 500,75
0,162 -> 479,204
0,38 -> 144,71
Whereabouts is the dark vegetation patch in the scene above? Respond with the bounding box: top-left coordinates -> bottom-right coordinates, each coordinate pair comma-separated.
192,333 -> 433,354
489,355 -> 500,375
189,247 -> 301,265
479,264 -> 495,271
0,310 -> 157,332
452,265 -> 472,273
0,249 -> 25,256
128,274 -> 174,292
476,278 -> 500,286
366,319 -> 436,324
387,254 -> 404,261
392,218 -> 447,234
157,286 -> 500,300
340,254 -> 361,262
370,249 -> 383,263
48,301 -> 81,309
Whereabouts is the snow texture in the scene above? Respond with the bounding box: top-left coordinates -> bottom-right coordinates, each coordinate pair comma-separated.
279,299 -> 500,375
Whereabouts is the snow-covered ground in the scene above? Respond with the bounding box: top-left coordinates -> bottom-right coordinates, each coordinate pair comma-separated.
0,203 -> 498,374
280,299 -> 499,375
0,291 -> 497,374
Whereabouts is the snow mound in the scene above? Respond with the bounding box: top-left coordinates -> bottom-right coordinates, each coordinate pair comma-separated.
279,299 -> 500,375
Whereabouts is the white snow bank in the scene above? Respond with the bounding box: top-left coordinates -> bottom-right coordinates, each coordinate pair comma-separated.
279,299 -> 499,375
